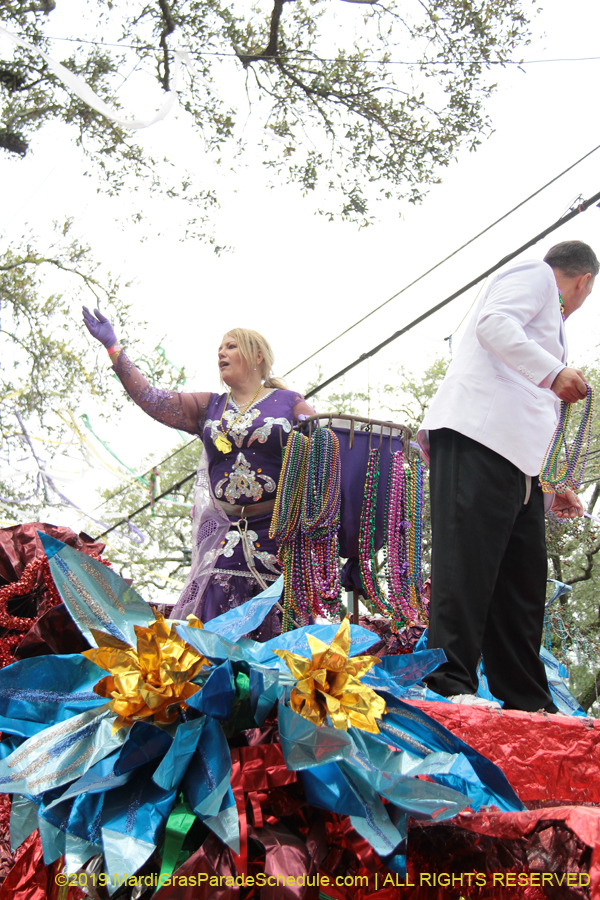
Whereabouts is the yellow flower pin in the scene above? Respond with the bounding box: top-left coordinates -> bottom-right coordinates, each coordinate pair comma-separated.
274,618 -> 386,733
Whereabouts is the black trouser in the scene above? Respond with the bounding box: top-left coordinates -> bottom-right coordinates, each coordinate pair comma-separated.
425,428 -> 555,712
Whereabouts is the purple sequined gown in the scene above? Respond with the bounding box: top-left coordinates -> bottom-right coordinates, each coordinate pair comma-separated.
112,352 -> 313,639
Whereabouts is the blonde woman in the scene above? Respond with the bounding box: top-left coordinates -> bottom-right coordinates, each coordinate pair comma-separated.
83,310 -> 315,637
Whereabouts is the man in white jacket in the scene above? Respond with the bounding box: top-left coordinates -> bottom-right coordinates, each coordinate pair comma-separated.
417,241 -> 598,712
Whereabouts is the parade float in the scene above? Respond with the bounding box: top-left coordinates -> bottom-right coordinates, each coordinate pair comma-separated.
0,416 -> 598,900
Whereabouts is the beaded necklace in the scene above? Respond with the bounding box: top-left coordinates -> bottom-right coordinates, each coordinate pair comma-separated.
359,448 -> 426,627
214,384 -> 263,454
270,431 -> 311,630
539,385 -> 594,494
403,456 -> 427,619
273,427 -> 425,629
270,426 -> 342,628
358,447 -> 389,616
270,430 -> 308,544
383,451 -> 412,622
302,426 -> 342,617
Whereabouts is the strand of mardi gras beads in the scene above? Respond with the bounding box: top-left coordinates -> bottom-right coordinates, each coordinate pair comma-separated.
358,447 -> 391,615
270,431 -> 309,545
540,385 -> 595,494
302,426 -> 341,534
294,534 -> 321,625
271,428 -> 342,627
302,426 -> 342,615
279,538 -> 314,630
404,456 -> 427,620
270,431 -> 311,629
359,447 -> 427,624
384,451 -> 414,625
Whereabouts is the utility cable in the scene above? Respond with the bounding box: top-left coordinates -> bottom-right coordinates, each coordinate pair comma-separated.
93,436 -> 199,510
35,36 -> 600,66
284,140 -> 600,378
95,470 -> 196,539
305,188 -> 600,399
94,189 -> 600,529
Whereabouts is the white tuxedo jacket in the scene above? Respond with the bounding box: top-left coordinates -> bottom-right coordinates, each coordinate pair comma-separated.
418,259 -> 566,476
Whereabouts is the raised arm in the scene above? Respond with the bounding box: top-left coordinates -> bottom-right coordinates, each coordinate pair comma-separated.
83,307 -> 212,435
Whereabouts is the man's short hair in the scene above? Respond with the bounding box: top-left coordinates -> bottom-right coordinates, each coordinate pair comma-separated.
544,241 -> 599,277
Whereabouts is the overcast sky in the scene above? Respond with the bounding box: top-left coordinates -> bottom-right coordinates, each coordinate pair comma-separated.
2,0 -> 600,557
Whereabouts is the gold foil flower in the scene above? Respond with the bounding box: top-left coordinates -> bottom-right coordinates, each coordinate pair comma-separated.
83,613 -> 211,727
274,618 -> 386,733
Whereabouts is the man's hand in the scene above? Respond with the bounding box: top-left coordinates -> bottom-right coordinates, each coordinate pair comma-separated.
551,367 -> 588,402
551,488 -> 584,519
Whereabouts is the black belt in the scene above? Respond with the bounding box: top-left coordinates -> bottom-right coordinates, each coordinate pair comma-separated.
217,498 -> 276,519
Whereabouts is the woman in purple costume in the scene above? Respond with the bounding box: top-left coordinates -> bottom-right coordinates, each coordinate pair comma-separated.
83,309 -> 315,639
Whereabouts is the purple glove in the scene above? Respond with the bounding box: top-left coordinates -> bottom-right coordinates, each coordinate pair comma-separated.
82,306 -> 118,348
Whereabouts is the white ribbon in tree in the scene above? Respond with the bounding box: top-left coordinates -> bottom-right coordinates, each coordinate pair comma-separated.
0,25 -> 191,130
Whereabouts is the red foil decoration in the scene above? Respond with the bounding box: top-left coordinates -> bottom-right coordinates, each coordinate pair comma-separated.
407,700 -> 600,806
405,808 -> 596,899
155,738 -> 402,900
0,833 -> 46,900
0,523 -> 109,670
0,847 -> 88,900
0,524 -> 109,896
13,604 -> 90,661
0,796 -> 13,886
0,523 -> 105,587
153,832 -> 243,900
152,718 -> 598,900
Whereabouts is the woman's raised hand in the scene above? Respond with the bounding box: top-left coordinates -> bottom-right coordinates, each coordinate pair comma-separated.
82,306 -> 118,348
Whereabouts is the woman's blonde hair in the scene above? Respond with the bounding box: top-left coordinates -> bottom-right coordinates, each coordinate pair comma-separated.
222,328 -> 287,389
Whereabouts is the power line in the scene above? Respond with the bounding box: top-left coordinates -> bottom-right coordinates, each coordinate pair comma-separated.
93,436 -> 199,510
284,139 -> 600,378
95,471 -> 196,540
82,134 -> 600,525
447,281 -> 484,338
305,189 -> 600,400
95,190 -> 600,531
35,36 -> 600,67
87,138 -> 600,530
93,182 -> 600,526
